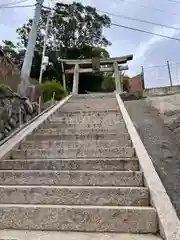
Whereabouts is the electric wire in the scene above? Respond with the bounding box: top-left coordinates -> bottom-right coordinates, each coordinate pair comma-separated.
111,22 -> 180,42
97,9 -> 180,31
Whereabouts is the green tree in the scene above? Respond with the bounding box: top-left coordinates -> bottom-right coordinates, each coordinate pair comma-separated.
101,73 -> 115,92
41,80 -> 67,102
0,40 -> 25,68
121,74 -> 130,92
2,2 -> 112,93
101,72 -> 130,92
16,3 -> 111,51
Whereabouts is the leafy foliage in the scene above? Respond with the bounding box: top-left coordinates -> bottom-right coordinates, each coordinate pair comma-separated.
101,73 -> 130,92
16,2 -> 111,51
0,40 -> 24,67
1,2 -> 112,93
41,80 -> 67,102
0,84 -> 14,96
101,73 -> 115,92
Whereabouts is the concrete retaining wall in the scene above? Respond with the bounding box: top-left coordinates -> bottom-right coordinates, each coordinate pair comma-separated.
143,85 -> 180,97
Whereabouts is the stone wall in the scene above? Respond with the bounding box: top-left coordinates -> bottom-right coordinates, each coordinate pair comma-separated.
0,85 -> 38,141
145,93 -> 180,146
143,85 -> 180,97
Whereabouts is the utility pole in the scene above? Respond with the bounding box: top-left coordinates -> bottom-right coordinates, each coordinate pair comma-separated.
38,11 -> 51,113
167,61 -> 173,86
19,0 -> 44,95
61,61 -> 66,90
38,12 -> 51,86
38,0 -> 52,113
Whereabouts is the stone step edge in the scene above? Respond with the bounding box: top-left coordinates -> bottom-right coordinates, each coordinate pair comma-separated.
2,157 -> 138,161
13,147 -> 134,151
0,170 -> 142,173
37,129 -> 128,132
21,140 -> 131,142
0,231 -> 162,240
50,119 -> 125,123
20,140 -> 132,145
55,110 -> 120,114
0,185 -> 146,189
20,143 -> 132,148
19,145 -> 133,150
29,133 -> 130,136
27,135 -> 130,140
0,204 -> 154,210
39,126 -> 127,129
38,125 -> 126,128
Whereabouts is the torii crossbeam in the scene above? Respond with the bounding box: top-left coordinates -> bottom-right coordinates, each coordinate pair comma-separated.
61,54 -> 133,94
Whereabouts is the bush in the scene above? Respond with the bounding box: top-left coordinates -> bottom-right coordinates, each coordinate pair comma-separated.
41,80 -> 67,103
0,84 -> 14,97
134,91 -> 143,99
101,74 -> 115,92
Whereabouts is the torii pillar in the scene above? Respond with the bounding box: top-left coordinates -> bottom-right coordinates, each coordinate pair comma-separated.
72,64 -> 79,95
113,61 -> 123,93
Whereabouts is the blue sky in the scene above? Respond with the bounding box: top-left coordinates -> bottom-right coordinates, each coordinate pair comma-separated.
1,0 -> 180,87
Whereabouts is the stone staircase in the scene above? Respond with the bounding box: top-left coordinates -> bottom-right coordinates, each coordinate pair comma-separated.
0,94 -> 161,239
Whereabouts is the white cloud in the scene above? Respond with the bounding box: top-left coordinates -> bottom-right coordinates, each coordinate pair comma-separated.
127,26 -> 176,77
134,24 -> 180,63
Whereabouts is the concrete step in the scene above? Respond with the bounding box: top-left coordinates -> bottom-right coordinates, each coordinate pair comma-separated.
70,93 -> 116,100
41,122 -> 127,130
67,100 -> 117,103
59,104 -> 119,112
64,97 -> 117,103
11,147 -> 135,159
50,114 -> 124,124
0,158 -> 139,171
0,186 -> 149,206
0,231 -> 163,240
66,98 -> 117,102
19,139 -> 132,149
26,133 -> 130,141
56,109 -> 119,114
59,98 -> 118,105
54,111 -> 123,119
0,205 -> 157,233
0,170 -> 143,186
35,127 -> 128,135
59,108 -> 120,114
60,100 -> 118,107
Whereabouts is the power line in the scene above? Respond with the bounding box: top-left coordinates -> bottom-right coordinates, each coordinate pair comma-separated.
168,0 -> 180,3
0,1 -> 18,7
0,1 -> 14,7
43,4 -> 180,31
42,5 -> 180,42
0,4 -> 34,9
143,64 -> 167,70
97,9 -> 180,31
118,0 -> 179,17
111,22 -> 180,42
0,0 -> 29,7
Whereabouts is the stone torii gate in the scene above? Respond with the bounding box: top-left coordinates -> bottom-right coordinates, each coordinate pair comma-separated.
61,55 -> 133,95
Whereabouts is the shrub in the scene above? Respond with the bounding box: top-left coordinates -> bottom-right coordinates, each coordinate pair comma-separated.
41,80 -> 67,103
134,91 -> 143,99
101,74 -> 115,92
0,84 -> 14,97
